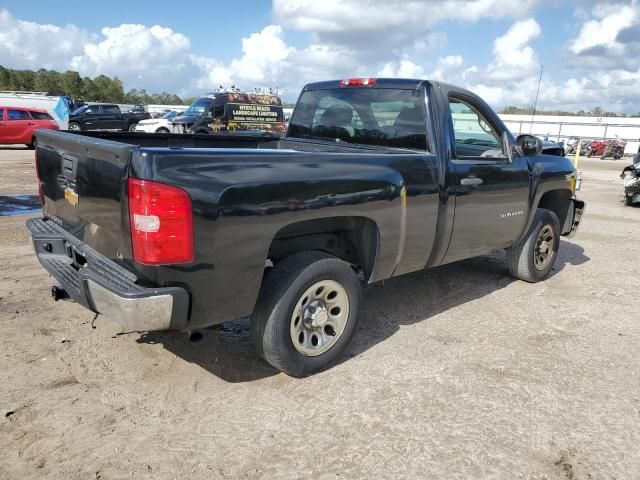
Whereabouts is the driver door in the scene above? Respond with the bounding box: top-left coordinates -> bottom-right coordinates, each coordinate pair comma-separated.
443,94 -> 530,264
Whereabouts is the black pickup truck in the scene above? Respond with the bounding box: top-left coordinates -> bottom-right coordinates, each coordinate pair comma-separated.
28,78 -> 584,376
68,104 -> 151,132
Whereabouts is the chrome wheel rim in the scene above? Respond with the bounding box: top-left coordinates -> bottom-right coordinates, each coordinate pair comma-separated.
534,225 -> 555,270
68,123 -> 80,131
290,280 -> 349,357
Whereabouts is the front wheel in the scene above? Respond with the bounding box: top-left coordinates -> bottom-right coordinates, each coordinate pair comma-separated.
156,127 -> 170,134
506,209 -> 561,283
128,123 -> 137,132
68,122 -> 81,132
252,251 -> 362,377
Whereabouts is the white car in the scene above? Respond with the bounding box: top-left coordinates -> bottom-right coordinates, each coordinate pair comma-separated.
134,111 -> 183,133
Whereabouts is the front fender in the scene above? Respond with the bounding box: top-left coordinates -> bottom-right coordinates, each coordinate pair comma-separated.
517,155 -> 576,244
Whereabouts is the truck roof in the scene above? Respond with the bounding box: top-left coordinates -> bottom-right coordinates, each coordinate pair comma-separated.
300,78 -> 486,106
303,78 -> 430,91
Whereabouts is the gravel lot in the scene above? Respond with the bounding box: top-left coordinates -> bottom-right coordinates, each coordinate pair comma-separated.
1,146 -> 639,479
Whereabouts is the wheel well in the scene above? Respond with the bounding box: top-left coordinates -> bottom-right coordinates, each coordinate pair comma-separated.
268,217 -> 379,281
538,189 -> 572,228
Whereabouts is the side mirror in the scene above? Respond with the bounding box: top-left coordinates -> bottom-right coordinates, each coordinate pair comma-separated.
515,134 -> 543,157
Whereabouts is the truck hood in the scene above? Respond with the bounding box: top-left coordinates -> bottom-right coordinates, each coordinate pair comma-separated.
171,114 -> 201,125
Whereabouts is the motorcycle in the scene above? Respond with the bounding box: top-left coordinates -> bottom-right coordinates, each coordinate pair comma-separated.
564,137 -> 579,155
620,162 -> 640,206
584,139 -> 606,158
585,138 -> 626,159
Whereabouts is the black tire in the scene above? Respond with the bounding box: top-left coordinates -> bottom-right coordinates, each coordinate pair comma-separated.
625,195 -> 634,206
128,123 -> 137,132
68,122 -> 81,132
156,127 -> 170,134
252,251 -> 362,377
26,137 -> 36,150
586,149 -> 593,158
506,209 -> 561,283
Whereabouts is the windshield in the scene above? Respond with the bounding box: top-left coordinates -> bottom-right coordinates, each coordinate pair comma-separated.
161,111 -> 181,119
287,88 -> 427,150
184,99 -> 213,116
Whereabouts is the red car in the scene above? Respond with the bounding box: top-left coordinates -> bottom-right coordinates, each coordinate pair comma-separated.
0,107 -> 59,149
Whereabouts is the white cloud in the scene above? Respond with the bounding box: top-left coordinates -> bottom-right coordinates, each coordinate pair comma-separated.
567,2 -> 640,70
273,0 -> 537,33
272,0 -> 536,64
70,24 -> 193,92
0,9 -> 89,70
2,3 -> 640,114
378,59 -> 426,78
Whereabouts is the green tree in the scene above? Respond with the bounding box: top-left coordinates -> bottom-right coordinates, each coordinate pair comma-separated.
0,66 -> 10,90
34,69 -> 63,95
10,70 -> 36,91
60,71 -> 83,98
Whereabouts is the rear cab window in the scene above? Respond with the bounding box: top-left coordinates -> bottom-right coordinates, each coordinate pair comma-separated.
7,109 -> 31,121
288,88 -> 427,151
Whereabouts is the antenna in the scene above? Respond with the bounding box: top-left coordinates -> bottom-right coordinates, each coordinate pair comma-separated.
530,64 -> 544,134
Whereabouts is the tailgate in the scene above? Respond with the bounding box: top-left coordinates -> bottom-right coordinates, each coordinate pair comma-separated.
35,130 -> 135,261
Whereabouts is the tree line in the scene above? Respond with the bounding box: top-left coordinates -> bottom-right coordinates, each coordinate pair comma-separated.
502,105 -> 640,118
0,66 -> 191,105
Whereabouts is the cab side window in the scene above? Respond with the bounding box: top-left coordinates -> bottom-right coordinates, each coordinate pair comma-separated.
0,109 -> 4,120
7,109 -> 30,121
449,97 -> 504,159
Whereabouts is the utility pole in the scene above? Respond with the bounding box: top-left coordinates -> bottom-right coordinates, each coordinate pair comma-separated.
530,65 -> 544,134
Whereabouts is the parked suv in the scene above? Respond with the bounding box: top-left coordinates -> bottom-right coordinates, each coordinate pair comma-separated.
0,107 -> 59,149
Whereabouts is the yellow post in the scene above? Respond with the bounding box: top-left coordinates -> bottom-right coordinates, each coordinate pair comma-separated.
574,138 -> 581,169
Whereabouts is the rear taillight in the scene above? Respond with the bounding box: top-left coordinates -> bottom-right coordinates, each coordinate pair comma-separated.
339,78 -> 376,87
128,179 -> 193,265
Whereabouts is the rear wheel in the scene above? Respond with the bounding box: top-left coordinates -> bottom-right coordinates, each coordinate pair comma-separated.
26,137 -> 37,150
506,208 -> 560,283
252,251 -> 362,377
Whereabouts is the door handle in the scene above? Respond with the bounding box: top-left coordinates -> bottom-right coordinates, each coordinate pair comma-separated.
460,177 -> 484,187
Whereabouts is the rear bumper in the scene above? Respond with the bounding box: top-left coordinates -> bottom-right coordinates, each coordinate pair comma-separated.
562,197 -> 586,238
27,217 -> 189,331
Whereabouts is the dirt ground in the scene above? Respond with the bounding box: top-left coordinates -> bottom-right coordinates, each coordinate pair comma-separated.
1,146 -> 639,479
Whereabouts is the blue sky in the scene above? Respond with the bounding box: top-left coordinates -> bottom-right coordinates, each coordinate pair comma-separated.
1,1 -> 639,112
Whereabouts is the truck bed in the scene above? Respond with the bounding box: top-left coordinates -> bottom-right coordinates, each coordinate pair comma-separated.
65,130 -> 281,149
